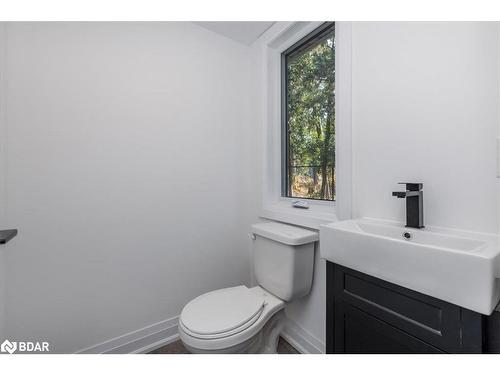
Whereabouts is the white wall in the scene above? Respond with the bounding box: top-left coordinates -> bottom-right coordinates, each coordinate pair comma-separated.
352,22 -> 499,233
282,242 -> 326,351
0,23 -> 6,339
1,22 -> 258,353
254,21 -> 500,353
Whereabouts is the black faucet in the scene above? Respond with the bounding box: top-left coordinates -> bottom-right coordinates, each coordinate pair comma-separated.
392,183 -> 424,229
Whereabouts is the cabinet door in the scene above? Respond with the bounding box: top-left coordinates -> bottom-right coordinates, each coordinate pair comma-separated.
335,301 -> 444,354
326,262 -> 485,354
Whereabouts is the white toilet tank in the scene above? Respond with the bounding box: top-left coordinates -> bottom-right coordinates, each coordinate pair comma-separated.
251,222 -> 318,302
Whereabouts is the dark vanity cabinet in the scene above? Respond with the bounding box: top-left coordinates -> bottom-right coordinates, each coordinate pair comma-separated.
326,262 -> 500,354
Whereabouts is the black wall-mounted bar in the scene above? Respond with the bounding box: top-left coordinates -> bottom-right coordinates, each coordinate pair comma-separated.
0,229 -> 18,244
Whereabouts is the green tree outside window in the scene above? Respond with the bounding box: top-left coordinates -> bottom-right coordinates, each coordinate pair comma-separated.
284,26 -> 335,201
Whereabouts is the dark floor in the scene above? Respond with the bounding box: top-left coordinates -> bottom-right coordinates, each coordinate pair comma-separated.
149,337 -> 299,354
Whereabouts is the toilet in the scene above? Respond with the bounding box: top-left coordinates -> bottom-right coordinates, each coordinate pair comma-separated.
178,221 -> 318,353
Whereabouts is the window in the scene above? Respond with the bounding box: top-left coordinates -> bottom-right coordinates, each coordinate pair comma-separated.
282,22 -> 335,201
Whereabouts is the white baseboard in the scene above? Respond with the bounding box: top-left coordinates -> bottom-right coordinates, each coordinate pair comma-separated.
74,314 -> 322,354
281,317 -> 324,354
76,316 -> 179,354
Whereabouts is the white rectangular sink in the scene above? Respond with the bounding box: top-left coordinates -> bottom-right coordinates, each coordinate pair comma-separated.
320,218 -> 500,315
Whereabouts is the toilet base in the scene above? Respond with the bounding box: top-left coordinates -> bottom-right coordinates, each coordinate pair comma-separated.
257,309 -> 285,354
183,309 -> 286,354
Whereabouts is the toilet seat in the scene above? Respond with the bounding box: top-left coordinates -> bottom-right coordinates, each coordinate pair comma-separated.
180,286 -> 266,339
178,285 -> 285,352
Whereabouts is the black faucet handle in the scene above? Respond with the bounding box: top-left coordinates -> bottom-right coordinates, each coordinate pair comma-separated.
398,182 -> 423,191
392,191 -> 406,198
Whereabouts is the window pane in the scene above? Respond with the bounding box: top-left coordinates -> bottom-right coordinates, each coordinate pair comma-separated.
288,165 -> 335,200
284,25 -> 335,201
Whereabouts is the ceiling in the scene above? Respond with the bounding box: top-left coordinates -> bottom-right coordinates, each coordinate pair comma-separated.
194,22 -> 275,46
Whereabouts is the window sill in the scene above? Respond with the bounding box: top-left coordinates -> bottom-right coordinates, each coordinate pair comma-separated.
260,201 -> 338,230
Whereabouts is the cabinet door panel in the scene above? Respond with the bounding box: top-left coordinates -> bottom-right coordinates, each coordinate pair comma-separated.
336,302 -> 444,354
326,262 -> 485,354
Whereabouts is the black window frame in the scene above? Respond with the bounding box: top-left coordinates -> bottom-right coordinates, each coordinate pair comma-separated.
281,22 -> 336,201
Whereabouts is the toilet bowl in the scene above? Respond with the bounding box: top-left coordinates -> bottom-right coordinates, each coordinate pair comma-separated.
179,285 -> 285,353
179,221 -> 318,354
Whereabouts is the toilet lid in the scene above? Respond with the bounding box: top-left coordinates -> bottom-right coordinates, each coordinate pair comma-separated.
180,286 -> 266,336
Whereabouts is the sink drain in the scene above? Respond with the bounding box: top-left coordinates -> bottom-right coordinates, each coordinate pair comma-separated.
402,232 -> 412,240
